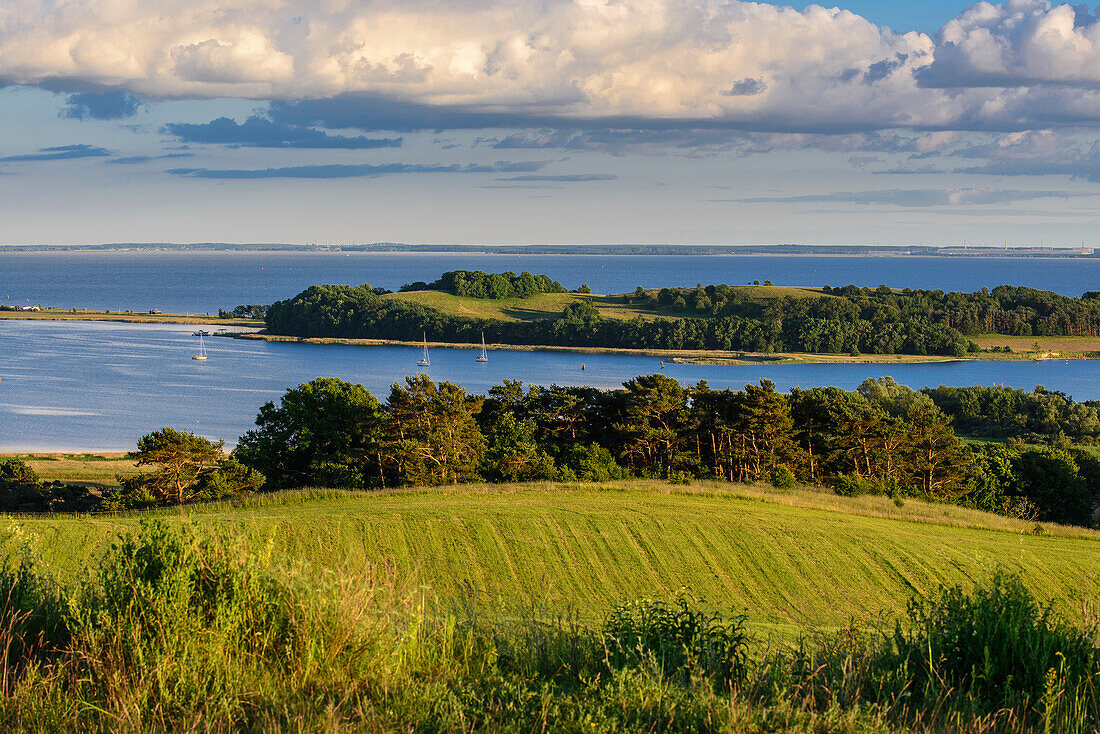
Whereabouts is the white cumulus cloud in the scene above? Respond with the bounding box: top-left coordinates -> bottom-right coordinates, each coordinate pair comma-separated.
0,0 -> 941,127
925,0 -> 1100,87
4,1 -> 1100,134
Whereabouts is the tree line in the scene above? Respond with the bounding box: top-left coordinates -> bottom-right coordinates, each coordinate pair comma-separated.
222,374 -> 1096,527
2,374 -> 1096,526
657,283 -> 1100,338
231,374 -> 1098,525
398,270 -> 566,299
263,276 -> 1100,357
925,384 -> 1100,442
264,283 -> 972,356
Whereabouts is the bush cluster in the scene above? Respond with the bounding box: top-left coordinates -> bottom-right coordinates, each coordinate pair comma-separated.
0,458 -> 100,513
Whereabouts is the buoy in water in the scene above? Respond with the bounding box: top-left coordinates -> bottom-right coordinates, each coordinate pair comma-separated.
581,363 -> 585,370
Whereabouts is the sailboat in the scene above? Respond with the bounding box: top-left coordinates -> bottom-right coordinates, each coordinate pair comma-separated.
192,331 -> 209,360
417,333 -> 431,367
475,332 -> 489,363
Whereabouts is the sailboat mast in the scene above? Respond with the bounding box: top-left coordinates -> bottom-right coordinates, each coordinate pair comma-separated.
476,331 -> 489,362
417,331 -> 431,367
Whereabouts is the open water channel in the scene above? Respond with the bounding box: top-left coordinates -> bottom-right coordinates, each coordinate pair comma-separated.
1,319 -> 1096,451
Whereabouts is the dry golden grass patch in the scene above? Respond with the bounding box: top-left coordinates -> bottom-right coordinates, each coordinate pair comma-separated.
2,452 -> 139,486
973,334 -> 1100,353
0,308 -> 261,327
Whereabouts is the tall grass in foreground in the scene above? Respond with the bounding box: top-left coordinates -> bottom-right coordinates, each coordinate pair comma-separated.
0,521 -> 1093,733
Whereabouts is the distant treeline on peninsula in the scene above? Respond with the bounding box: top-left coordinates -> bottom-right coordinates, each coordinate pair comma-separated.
1,242 -> 1097,257
264,271 -> 1100,357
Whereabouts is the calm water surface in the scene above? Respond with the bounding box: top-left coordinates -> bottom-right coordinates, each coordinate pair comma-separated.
3,251 -> 1100,313
2,320 -> 1097,451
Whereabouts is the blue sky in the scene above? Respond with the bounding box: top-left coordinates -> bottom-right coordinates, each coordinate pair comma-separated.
767,1 -> 975,32
3,1 -> 1100,246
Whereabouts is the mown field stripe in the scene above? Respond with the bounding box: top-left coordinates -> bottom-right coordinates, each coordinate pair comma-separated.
11,485 -> 1099,635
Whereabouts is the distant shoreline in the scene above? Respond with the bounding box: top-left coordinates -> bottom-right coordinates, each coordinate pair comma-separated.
0,309 -> 261,327
0,243 -> 1096,259
3,311 -> 1097,365
234,332 -> 1100,366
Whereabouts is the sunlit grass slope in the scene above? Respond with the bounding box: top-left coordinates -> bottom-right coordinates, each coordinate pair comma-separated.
13,481 -> 1098,636
383,285 -> 829,323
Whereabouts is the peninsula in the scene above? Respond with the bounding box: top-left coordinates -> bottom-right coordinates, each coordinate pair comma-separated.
258,270 -> 1100,363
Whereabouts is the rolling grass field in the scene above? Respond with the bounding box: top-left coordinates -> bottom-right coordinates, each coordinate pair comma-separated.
383,285 -> 829,323
11,481 -> 1099,638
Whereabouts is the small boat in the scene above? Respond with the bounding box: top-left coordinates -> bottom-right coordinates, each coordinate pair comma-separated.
417,333 -> 431,367
192,330 -> 209,360
475,332 -> 489,363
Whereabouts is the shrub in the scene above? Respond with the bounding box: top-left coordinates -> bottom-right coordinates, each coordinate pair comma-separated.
194,457 -> 265,500
828,473 -> 881,496
891,571 -> 1098,717
602,594 -> 748,685
0,520 -> 375,728
770,465 -> 796,489
560,443 -> 629,483
1013,447 -> 1094,526
0,459 -> 48,512
0,526 -> 71,673
668,470 -> 693,486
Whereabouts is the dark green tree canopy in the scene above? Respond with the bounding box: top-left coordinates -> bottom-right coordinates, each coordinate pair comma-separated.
235,377 -> 385,490
265,276 -> 1100,358
400,270 -> 565,299
223,373 -> 1100,528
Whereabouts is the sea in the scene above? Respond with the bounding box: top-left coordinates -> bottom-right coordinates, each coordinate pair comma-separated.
2,250 -> 1100,313
1,251 -> 1098,450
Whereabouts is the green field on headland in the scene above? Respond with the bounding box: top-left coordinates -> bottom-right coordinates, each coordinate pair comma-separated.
264,276 -> 1100,363
384,285 -> 828,323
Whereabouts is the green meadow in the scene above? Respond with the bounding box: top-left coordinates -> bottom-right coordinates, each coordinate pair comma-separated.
14,481 -> 1099,637
382,285 -> 828,323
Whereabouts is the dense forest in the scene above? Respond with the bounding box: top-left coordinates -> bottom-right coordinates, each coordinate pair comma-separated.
226,375 -> 1095,526
927,384 -> 1100,441
3,375 -> 1097,526
264,272 -> 1100,356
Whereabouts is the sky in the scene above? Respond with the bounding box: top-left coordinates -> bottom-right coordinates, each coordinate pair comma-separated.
4,1 -> 1100,247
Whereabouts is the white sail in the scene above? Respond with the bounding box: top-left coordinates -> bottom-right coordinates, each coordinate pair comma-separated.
476,332 -> 489,362
417,332 -> 431,367
192,330 -> 208,360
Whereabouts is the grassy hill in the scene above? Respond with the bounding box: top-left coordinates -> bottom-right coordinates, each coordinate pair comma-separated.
383,285 -> 828,323
14,481 -> 1099,638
